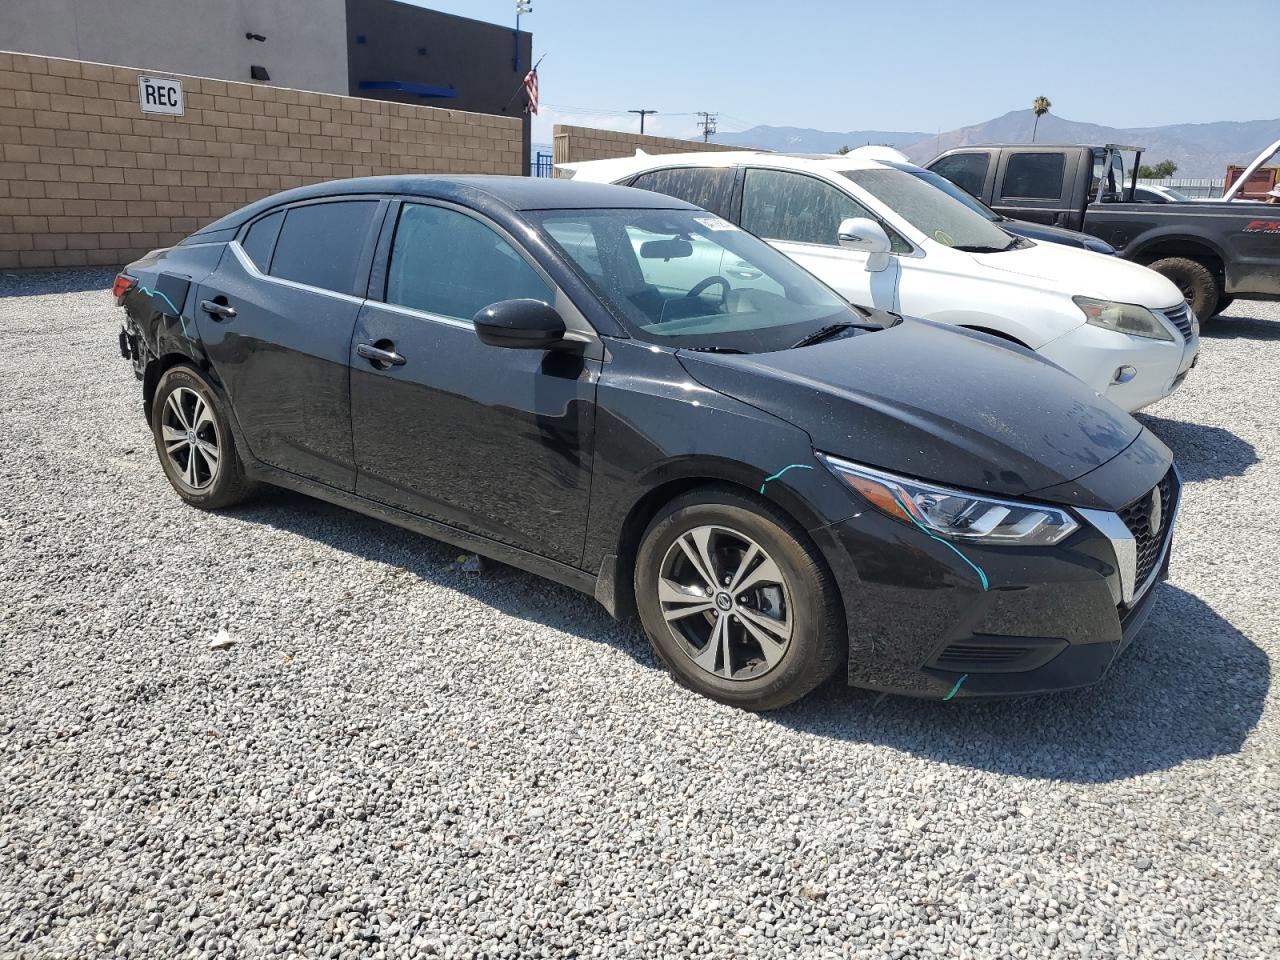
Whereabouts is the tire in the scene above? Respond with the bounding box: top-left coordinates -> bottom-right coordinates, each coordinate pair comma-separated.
634,486 -> 845,711
151,365 -> 256,510
1213,296 -> 1234,317
1146,257 -> 1219,323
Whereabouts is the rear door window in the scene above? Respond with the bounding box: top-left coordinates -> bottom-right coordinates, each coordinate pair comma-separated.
240,210 -> 283,272
1000,153 -> 1067,200
930,153 -> 990,198
385,202 -> 553,320
629,167 -> 736,219
268,200 -> 380,295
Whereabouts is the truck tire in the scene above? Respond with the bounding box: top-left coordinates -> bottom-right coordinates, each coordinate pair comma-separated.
1146,257 -> 1219,324
1213,296 -> 1234,317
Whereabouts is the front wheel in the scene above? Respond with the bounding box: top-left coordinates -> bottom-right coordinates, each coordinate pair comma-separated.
151,365 -> 256,510
1146,256 -> 1220,324
634,487 -> 845,711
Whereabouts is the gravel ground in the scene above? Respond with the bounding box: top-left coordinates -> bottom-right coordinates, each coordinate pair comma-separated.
0,268 -> 1277,960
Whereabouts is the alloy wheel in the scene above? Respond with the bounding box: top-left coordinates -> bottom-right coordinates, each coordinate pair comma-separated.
657,524 -> 793,682
160,386 -> 220,490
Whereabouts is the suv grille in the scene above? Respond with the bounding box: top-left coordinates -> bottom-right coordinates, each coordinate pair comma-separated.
1118,471 -> 1176,591
1161,303 -> 1196,340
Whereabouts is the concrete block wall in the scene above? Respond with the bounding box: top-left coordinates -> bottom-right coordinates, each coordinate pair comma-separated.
551,124 -> 752,168
0,51 -> 524,269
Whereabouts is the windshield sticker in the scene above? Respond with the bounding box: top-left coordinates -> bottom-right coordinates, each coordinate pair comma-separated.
694,216 -> 740,232
933,229 -> 955,246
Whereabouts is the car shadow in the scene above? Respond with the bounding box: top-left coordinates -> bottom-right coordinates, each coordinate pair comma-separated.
0,268 -> 116,297
770,583 -> 1267,783
1199,311 -> 1280,341
229,489 -> 1267,786
1135,414 -> 1258,482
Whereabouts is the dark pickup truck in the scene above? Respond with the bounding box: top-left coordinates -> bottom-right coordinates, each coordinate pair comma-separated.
926,143 -> 1280,320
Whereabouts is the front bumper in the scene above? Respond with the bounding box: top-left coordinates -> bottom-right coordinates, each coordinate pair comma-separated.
812,469 -> 1179,700
1037,321 -> 1198,413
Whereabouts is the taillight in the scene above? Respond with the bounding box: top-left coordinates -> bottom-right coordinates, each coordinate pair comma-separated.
112,273 -> 136,302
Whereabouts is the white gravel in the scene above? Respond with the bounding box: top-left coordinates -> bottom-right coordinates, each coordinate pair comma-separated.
1,269 -> 1278,959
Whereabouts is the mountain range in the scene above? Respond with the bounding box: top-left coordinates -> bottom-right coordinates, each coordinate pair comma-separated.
714,110 -> 1280,178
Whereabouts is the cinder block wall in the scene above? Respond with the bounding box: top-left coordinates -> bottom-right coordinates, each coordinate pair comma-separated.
0,51 -> 524,269
552,124 -> 753,167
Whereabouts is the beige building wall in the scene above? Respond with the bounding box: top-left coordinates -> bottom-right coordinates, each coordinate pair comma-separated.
552,124 -> 753,167
0,51 -> 524,269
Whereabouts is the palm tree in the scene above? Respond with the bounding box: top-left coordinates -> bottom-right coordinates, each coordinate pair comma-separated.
1031,96 -> 1052,142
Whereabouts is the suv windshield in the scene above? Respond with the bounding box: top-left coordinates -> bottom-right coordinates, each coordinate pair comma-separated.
843,168 -> 1018,253
532,208 -> 870,352
888,163 -> 1007,224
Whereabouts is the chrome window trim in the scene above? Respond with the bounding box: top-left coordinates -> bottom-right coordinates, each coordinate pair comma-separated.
227,240 -> 366,305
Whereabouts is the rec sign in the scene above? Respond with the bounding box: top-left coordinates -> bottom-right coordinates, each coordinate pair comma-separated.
138,76 -> 184,116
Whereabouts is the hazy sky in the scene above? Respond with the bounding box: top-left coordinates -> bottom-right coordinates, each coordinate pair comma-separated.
409,0 -> 1280,144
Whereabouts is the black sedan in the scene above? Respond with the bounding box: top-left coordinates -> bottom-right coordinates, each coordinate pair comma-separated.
115,175 -> 1177,710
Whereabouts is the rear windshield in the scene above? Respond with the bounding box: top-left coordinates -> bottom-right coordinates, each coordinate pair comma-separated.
843,168 -> 1018,253
530,208 -> 864,353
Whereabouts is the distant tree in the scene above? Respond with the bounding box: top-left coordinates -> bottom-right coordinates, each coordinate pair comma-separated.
1031,96 -> 1052,142
1138,160 -> 1179,179
837,144 -> 851,155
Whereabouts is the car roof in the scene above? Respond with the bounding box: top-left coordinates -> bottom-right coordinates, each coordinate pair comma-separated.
559,150 -> 898,180
189,174 -> 695,238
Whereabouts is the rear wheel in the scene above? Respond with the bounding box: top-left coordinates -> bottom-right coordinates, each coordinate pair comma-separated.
634,487 -> 844,711
1213,295 -> 1234,317
1146,256 -> 1219,324
151,365 -> 255,510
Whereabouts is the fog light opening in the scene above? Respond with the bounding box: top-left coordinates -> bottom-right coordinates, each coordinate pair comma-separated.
1112,365 -> 1137,385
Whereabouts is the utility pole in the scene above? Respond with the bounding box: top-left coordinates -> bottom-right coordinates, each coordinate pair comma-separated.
696,111 -> 717,143
628,109 -> 657,135
513,0 -> 532,72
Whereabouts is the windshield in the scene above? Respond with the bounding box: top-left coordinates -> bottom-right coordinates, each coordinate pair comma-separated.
843,168 -> 1018,252
531,208 -> 864,352
891,164 -> 1003,223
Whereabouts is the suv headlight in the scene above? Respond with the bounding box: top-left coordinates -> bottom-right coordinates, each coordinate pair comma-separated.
1074,296 -> 1173,341
819,454 -> 1079,546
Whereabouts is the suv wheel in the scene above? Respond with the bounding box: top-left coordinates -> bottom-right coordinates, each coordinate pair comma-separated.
151,365 -> 255,510
634,487 -> 844,711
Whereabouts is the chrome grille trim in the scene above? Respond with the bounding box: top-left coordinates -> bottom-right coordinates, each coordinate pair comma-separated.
1158,303 -> 1197,341
1078,465 -> 1181,608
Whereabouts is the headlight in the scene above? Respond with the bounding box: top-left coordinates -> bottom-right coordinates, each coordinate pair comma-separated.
818,454 -> 1079,547
1074,296 -> 1173,341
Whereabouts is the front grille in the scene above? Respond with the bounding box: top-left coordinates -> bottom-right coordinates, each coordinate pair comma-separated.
935,643 -> 1031,667
1161,303 -> 1196,340
1118,470 -> 1176,591
927,636 -> 1067,674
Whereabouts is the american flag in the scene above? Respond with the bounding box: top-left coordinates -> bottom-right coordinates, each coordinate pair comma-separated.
523,66 -> 539,115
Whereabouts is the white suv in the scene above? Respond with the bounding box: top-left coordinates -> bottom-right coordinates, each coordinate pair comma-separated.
561,151 -> 1199,412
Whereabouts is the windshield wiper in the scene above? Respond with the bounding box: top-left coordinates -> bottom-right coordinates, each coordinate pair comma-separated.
951,243 -> 1012,253
789,322 -> 881,349
683,345 -> 745,354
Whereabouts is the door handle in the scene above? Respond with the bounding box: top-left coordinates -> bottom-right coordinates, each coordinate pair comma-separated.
357,341 -> 407,368
200,299 -> 237,319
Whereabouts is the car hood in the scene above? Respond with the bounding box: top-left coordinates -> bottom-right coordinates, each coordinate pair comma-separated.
676,318 -> 1146,504
1002,219 -> 1113,252
971,240 -> 1183,307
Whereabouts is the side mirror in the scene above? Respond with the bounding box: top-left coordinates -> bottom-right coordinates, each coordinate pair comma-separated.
473,299 -> 567,350
837,217 -> 891,254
